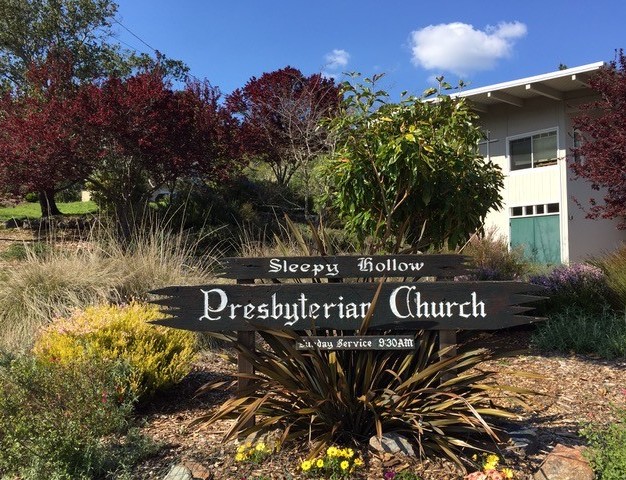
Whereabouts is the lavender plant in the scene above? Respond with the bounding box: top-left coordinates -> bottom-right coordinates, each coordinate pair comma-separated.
529,263 -> 613,314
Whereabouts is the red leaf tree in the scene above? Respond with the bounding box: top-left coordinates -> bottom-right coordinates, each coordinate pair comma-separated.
571,50 -> 626,228
0,51 -> 239,230
0,52 -> 100,215
88,71 -> 239,231
227,66 -> 340,187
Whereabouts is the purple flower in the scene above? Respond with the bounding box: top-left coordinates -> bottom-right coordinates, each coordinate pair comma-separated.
384,470 -> 397,480
529,263 -> 605,293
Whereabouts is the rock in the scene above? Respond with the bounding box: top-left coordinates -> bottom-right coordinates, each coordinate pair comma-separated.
506,427 -> 539,456
369,433 -> 416,456
182,459 -> 212,480
533,444 -> 594,480
163,464 -> 193,480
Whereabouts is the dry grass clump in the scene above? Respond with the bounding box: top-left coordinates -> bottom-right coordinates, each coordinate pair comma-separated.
0,222 -> 219,352
462,228 -> 529,280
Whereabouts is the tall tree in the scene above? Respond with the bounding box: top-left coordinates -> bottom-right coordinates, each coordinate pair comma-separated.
0,0 -> 123,91
0,0 -> 188,215
571,50 -> 626,228
326,76 -> 504,253
0,51 -> 100,215
227,66 -> 340,188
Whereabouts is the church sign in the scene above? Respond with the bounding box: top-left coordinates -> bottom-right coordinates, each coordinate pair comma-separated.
150,254 -> 545,337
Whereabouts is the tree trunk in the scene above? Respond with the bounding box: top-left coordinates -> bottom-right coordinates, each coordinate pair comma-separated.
38,189 -> 61,217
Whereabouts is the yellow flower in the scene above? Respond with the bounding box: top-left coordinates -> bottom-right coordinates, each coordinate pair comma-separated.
484,454 -> 500,471
354,457 -> 364,467
255,442 -> 266,452
301,460 -> 312,472
235,452 -> 246,462
236,445 -> 246,454
327,446 -> 339,457
345,448 -> 354,458
340,460 -> 349,470
502,467 -> 514,479
316,459 -> 324,468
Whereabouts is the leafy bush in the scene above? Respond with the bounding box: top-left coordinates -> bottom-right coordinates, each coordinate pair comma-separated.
529,263 -> 613,314
582,404 -> 626,479
33,302 -> 197,398
0,353 -> 154,479
532,308 -> 626,358
463,230 -> 529,280
194,329 -> 528,465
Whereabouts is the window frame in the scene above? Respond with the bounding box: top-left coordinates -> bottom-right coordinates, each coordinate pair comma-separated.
507,128 -> 559,172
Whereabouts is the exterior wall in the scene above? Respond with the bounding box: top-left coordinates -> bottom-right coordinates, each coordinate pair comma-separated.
478,95 -> 626,263
562,100 -> 626,261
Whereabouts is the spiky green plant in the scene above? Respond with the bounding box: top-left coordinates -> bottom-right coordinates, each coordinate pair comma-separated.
194,329 -> 530,464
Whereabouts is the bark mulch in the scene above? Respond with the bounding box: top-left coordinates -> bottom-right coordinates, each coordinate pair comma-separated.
132,327 -> 626,479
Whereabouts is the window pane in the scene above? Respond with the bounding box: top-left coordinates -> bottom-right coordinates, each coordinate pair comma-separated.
547,203 -> 559,213
511,206 -> 523,216
533,131 -> 557,166
536,204 -> 545,214
510,137 -> 532,170
525,206 -> 534,215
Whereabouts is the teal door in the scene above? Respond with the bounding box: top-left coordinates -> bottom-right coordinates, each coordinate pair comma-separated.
510,215 -> 561,264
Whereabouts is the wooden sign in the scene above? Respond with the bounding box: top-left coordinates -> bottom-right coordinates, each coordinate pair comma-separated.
219,254 -> 469,279
150,281 -> 544,332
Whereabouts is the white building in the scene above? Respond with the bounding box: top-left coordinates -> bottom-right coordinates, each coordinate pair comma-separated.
453,63 -> 626,264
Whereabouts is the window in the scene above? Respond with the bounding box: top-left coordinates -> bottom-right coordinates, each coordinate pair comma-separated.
509,130 -> 558,171
510,203 -> 559,217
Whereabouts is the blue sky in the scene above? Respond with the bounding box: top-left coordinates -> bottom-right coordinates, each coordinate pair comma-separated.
113,0 -> 626,97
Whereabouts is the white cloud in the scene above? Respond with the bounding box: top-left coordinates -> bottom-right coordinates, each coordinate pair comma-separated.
325,49 -> 350,70
409,21 -> 527,76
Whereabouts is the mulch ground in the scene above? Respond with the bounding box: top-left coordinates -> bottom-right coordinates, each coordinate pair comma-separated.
131,327 -> 626,480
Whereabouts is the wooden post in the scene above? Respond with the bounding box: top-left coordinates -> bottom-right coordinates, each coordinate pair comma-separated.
436,275 -> 457,382
237,330 -> 255,392
435,274 -> 457,359
438,330 -> 458,360
237,279 -> 255,429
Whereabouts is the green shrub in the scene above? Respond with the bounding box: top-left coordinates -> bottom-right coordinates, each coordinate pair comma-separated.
0,353 -> 153,479
194,329 -> 529,465
582,404 -> 626,479
529,263 -> 614,314
463,229 -> 529,280
33,302 -> 197,399
532,308 -> 626,359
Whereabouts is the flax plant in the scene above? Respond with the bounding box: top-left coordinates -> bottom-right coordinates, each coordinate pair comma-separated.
194,328 -> 531,465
